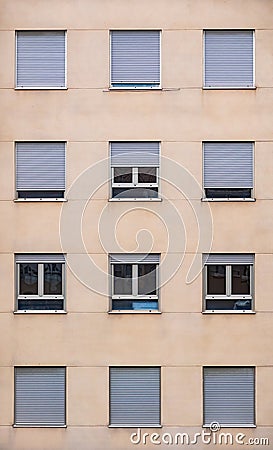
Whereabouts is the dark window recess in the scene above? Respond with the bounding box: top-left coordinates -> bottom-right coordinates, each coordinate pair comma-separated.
112,187 -> 158,199
205,188 -> 251,199
138,264 -> 157,295
17,190 -> 64,199
113,168 -> 132,183
112,299 -> 158,311
232,265 -> 250,295
138,167 -> 157,183
20,263 -> 38,295
207,265 -> 226,295
113,264 -> 132,295
206,299 -> 252,311
18,299 -> 64,310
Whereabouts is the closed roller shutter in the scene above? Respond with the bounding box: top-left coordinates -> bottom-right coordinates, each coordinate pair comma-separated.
16,142 -> 65,192
111,142 -> 160,167
110,254 -> 160,264
16,31 -> 66,88
111,31 -> 160,86
15,254 -> 65,263
204,31 -> 254,88
110,367 -> 160,426
204,254 -> 254,265
15,367 -> 66,426
204,142 -> 253,189
204,367 -> 255,425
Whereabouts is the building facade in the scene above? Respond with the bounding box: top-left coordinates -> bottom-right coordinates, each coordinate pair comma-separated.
0,0 -> 273,449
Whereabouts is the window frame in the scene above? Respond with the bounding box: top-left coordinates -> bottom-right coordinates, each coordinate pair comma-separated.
110,260 -> 160,312
109,29 -> 162,90
15,30 -> 67,90
203,262 -> 254,313
203,29 -> 255,90
111,166 -> 159,199
202,142 -> 255,201
16,259 -> 65,313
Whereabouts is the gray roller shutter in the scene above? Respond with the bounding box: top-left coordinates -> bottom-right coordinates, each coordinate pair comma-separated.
16,31 -> 66,88
111,142 -> 160,167
110,367 -> 160,426
204,31 -> 254,87
204,142 -> 253,188
204,367 -> 255,426
15,367 -> 66,426
111,31 -> 160,86
16,254 -> 65,263
16,142 -> 65,191
204,254 -> 254,265
110,254 -> 160,264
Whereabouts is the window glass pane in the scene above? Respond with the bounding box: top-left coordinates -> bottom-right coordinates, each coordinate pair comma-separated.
112,300 -> 158,311
19,263 -> 38,295
18,299 -> 64,310
138,264 -> 157,295
232,265 -> 250,295
206,299 -> 252,310
113,264 -> 132,295
112,187 -> 158,198
205,188 -> 251,199
207,265 -> 226,295
44,263 -> 62,295
138,167 -> 157,183
17,190 -> 64,199
114,168 -> 132,183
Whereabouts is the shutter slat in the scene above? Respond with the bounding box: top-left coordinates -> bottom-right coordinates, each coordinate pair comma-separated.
110,254 -> 160,264
16,254 -> 65,263
204,142 -> 253,188
111,31 -> 160,85
110,367 -> 160,425
16,142 -> 65,191
15,367 -> 66,426
204,254 -> 254,265
204,367 -> 255,425
111,142 -> 160,167
16,31 -> 66,87
204,31 -> 253,87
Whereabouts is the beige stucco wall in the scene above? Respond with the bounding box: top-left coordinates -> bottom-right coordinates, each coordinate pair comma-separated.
0,0 -> 273,449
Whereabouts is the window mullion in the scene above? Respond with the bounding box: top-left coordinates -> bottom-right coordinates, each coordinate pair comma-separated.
38,264 -> 43,296
132,264 -> 138,296
227,265 -> 231,296
133,168 -> 138,185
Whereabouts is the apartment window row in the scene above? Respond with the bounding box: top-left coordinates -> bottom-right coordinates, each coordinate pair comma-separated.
13,366 -> 255,427
15,30 -> 254,89
14,141 -> 254,201
15,253 -> 254,313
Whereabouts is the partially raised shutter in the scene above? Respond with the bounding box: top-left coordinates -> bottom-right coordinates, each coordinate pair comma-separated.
15,367 -> 66,426
16,31 -> 66,88
16,142 -> 65,191
204,31 -> 254,87
111,142 -> 160,167
110,254 -> 160,264
16,254 -> 65,263
204,367 -> 255,426
204,254 -> 254,265
110,367 -> 160,426
111,31 -> 160,86
204,142 -> 253,188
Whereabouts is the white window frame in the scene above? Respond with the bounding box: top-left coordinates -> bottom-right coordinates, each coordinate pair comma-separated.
16,261 -> 65,313
111,166 -> 159,196
204,264 -> 253,313
109,30 -> 162,90
203,30 -> 255,90
15,30 -> 67,90
111,262 -> 159,311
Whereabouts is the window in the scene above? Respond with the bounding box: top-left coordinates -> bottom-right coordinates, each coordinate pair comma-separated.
16,254 -> 65,311
203,367 -> 255,427
204,30 -> 254,88
203,254 -> 254,312
16,31 -> 66,88
203,142 -> 253,199
110,367 -> 160,426
110,254 -> 159,311
111,142 -> 159,199
14,367 -> 66,426
110,31 -> 160,89
16,142 -> 65,199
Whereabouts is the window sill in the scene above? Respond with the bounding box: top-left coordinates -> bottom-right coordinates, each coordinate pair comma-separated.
202,310 -> 255,314
14,310 -> 67,314
203,424 -> 256,428
15,87 -> 67,90
13,424 -> 67,428
202,198 -> 256,202
108,424 -> 162,428
109,310 -> 161,314
106,87 -> 162,91
14,198 -> 67,202
109,198 -> 162,202
203,86 -> 256,90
